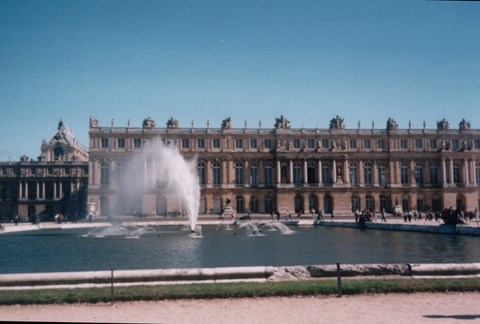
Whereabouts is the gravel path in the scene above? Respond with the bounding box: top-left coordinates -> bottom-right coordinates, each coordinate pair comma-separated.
1,292 -> 479,323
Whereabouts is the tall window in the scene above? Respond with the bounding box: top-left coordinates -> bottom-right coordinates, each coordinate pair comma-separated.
249,164 -> 258,187
250,196 -> 259,213
365,195 -> 374,211
133,138 -> 142,149
293,162 -> 302,185
293,139 -> 301,149
197,138 -> 205,149
197,162 -> 206,186
307,162 -> 316,184
349,164 -> 358,185
378,163 -> 387,186
378,139 -> 385,150
350,139 -> 357,149
453,162 -> 461,184
400,139 -> 408,150
235,162 -> 244,186
250,138 -> 257,149
322,139 -> 329,150
430,162 -> 439,185
236,196 -> 245,213
54,146 -> 64,160
415,139 -> 423,149
212,138 -> 221,149
415,163 -> 424,185
264,195 -> 273,214
235,139 -> 243,149
430,139 -> 437,150
101,138 -> 109,148
264,139 -> 272,150
379,194 -> 387,212
182,138 -> 190,149
212,162 -> 221,187
264,162 -> 273,186
351,195 -> 360,212
476,162 -> 480,184
364,139 -> 371,150
400,162 -> 409,185
322,163 -> 331,185
364,162 -> 372,186
307,138 -> 315,149
100,162 -> 110,188
117,138 -> 125,148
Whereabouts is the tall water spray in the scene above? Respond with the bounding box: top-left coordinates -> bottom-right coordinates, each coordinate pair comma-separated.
126,138 -> 200,232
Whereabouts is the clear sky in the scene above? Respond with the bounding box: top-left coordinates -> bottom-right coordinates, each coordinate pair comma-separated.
0,0 -> 479,160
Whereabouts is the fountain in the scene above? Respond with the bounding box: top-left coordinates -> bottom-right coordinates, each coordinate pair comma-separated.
124,138 -> 200,232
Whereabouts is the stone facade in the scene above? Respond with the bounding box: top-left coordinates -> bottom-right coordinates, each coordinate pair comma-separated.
88,115 -> 480,218
0,121 -> 89,221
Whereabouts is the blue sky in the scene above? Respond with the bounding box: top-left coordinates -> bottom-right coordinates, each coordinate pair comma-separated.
1,0 -> 479,160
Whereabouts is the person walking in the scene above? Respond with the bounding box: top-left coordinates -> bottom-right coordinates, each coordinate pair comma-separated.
381,208 -> 387,223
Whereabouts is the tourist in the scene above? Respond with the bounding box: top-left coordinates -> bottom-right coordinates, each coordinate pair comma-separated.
381,208 -> 387,223
475,207 -> 479,225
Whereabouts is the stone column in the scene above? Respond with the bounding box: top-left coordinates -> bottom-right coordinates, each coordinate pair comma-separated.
389,159 -> 395,186
276,160 -> 281,184
332,160 -> 337,183
289,160 -> 293,184
463,159 -> 468,186
372,160 -> 378,186
359,160 -> 365,186
36,182 -> 40,199
303,160 -> 308,184
442,158 -> 447,185
244,160 -> 249,185
344,159 -> 349,184
318,160 -> 322,185
473,160 -> 478,186
424,160 -> 430,186
449,159 -> 454,184
410,159 -> 415,185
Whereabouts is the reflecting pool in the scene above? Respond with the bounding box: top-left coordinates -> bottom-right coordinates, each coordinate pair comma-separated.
1,223 -> 479,274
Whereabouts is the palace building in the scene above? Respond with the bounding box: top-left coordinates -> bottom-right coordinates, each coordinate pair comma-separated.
87,115 -> 480,218
0,121 -> 89,221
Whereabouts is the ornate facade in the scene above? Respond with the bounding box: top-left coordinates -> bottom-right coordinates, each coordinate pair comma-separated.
0,121 -> 89,221
88,115 -> 480,218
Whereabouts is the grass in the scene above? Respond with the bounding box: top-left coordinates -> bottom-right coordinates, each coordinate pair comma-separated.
1,278 -> 479,305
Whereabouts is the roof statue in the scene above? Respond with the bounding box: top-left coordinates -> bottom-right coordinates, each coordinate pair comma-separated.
166,117 -> 179,129
437,118 -> 449,131
386,117 -> 398,132
89,115 -> 99,128
50,120 -> 77,145
274,115 -> 290,129
221,117 -> 232,130
329,115 -> 345,130
459,119 -> 471,131
142,117 -> 156,129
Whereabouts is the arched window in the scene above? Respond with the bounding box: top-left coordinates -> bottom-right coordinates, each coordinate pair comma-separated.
379,194 -> 387,212
365,194 -> 374,211
236,195 -> 245,213
235,162 -> 244,186
309,193 -> 318,211
264,195 -> 273,214
294,194 -> 303,213
351,195 -> 360,212
53,146 -> 64,161
323,194 -> 333,213
250,195 -> 259,213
